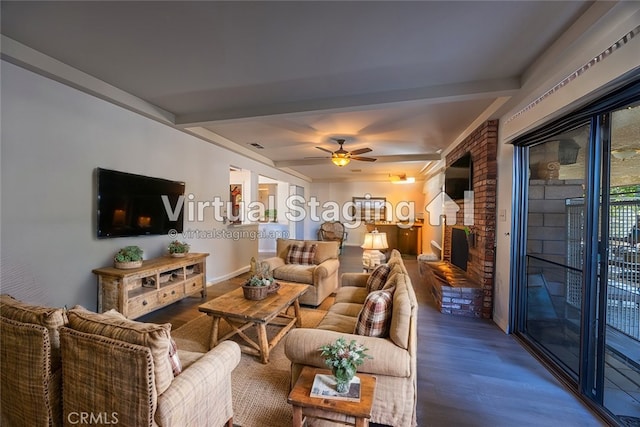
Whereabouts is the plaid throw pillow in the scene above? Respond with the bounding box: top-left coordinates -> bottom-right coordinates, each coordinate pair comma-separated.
169,338 -> 182,376
286,243 -> 317,265
355,287 -> 395,337
366,264 -> 391,292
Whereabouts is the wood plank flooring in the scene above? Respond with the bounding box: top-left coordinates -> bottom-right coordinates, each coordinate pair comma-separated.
142,246 -> 606,427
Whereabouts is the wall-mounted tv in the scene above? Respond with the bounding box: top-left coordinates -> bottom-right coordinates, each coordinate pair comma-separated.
97,168 -> 185,238
445,153 -> 473,200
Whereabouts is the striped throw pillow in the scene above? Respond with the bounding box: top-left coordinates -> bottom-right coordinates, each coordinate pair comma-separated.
366,264 -> 391,292
355,287 -> 395,337
286,243 -> 317,265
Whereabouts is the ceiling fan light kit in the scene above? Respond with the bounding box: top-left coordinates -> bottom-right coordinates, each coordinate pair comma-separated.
332,153 -> 351,167
319,138 -> 377,167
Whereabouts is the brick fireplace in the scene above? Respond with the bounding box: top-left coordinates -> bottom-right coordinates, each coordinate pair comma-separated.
442,120 -> 498,319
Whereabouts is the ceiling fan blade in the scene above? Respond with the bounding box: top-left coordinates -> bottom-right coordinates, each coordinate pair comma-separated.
304,156 -> 331,159
350,147 -> 372,155
352,156 -> 377,162
316,147 -> 334,154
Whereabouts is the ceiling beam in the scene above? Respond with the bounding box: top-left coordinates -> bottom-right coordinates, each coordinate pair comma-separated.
174,78 -> 520,127
273,153 -> 441,168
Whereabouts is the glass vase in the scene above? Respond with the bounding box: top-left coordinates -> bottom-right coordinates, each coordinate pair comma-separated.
332,366 -> 355,393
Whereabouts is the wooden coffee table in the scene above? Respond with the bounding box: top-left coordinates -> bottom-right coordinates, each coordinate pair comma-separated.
198,282 -> 309,363
287,366 -> 377,427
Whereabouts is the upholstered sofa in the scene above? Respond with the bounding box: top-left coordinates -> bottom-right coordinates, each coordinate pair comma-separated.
0,295 -> 241,427
262,238 -> 340,306
284,249 -> 418,427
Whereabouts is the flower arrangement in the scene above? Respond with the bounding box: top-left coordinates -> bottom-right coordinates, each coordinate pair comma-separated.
319,337 -> 372,392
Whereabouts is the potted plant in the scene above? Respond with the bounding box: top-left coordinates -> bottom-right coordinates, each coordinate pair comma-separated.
242,263 -> 275,300
168,240 -> 190,257
114,245 -> 143,269
319,337 -> 372,393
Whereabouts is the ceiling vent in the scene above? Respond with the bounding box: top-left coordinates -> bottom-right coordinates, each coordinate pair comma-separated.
249,142 -> 265,149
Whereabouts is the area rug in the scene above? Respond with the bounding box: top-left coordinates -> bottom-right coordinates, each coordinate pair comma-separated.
172,307 -> 328,427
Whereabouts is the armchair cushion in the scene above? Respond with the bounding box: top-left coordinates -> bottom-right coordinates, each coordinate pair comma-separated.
61,327 -> 156,426
286,243 -> 317,265
1,316 -> 63,427
355,287 -> 395,337
273,264 -> 314,284
0,294 -> 68,370
67,306 -> 174,395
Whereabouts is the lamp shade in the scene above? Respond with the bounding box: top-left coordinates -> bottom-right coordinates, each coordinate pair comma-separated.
361,232 -> 388,250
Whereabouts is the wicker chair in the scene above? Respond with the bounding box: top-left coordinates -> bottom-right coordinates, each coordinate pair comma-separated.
0,295 -> 67,427
317,221 -> 348,253
60,307 -> 241,427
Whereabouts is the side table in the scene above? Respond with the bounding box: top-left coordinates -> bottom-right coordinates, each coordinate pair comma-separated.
287,366 -> 377,427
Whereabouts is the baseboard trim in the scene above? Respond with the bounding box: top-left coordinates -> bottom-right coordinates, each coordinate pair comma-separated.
206,265 -> 250,286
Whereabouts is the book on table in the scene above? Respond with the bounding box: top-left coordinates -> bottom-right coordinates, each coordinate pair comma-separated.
310,374 -> 361,402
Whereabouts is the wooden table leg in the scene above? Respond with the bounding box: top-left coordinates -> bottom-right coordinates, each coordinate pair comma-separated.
208,316 -> 220,350
257,322 -> 269,364
291,405 -> 304,427
355,417 -> 368,427
293,298 -> 302,327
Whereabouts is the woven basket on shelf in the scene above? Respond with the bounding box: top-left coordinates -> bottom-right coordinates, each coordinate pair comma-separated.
114,260 -> 143,270
242,285 -> 269,301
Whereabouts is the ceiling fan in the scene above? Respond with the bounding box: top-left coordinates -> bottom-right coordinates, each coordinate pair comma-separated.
313,139 -> 377,167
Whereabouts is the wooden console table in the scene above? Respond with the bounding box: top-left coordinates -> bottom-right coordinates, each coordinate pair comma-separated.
93,253 -> 208,319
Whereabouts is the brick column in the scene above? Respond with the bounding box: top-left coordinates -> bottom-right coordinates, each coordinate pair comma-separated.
444,120 -> 498,319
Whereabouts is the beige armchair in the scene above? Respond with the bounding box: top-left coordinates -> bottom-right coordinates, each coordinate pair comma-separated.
60,307 -> 241,427
262,238 -> 340,306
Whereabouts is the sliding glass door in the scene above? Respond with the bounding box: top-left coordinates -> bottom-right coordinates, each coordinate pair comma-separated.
524,124 -> 590,377
514,82 -> 640,424
601,104 -> 640,419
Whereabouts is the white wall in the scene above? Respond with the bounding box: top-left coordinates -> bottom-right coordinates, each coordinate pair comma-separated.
0,61 -> 310,310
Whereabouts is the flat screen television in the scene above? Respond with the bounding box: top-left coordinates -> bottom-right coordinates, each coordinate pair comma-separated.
97,168 -> 185,238
444,153 -> 473,200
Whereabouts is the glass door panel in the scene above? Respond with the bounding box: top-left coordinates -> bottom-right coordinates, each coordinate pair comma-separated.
603,104 -> 640,420
525,124 -> 590,375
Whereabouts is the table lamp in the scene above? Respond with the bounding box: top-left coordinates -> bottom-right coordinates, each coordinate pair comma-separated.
361,230 -> 389,268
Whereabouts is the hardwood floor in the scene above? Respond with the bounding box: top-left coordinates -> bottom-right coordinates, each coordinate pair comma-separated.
142,246 -> 606,427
